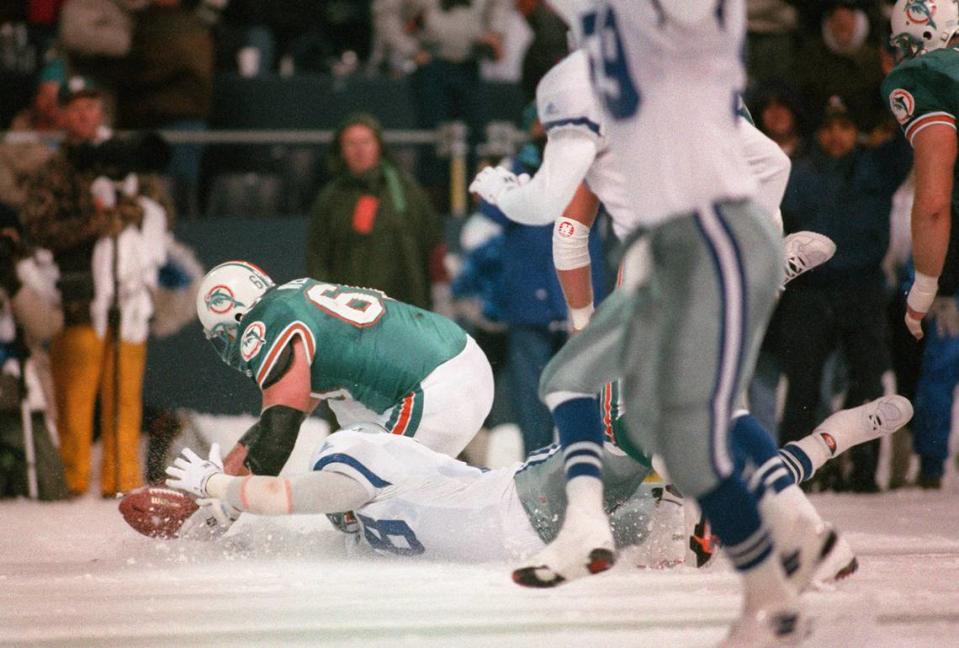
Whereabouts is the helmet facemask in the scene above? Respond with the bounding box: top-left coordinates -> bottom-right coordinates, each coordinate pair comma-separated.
195,261 -> 275,371
205,318 -> 244,370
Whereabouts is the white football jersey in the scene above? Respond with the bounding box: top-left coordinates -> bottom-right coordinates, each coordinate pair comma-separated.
308,430 -> 542,561
578,0 -> 756,226
537,49 -> 635,240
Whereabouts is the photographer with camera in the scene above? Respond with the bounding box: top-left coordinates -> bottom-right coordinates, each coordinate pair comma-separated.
21,76 -> 173,498
0,207 -> 68,500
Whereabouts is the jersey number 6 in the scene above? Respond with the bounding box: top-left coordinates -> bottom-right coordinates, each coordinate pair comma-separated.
306,283 -> 386,327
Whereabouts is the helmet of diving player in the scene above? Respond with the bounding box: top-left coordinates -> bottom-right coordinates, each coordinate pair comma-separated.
890,0 -> 959,59
196,260 -> 274,368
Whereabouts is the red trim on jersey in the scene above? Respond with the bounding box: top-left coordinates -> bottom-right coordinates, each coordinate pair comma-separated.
255,322 -> 316,387
905,112 -> 956,144
391,394 -> 415,436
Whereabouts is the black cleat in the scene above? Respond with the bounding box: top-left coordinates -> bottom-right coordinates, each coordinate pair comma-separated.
512,548 -> 615,588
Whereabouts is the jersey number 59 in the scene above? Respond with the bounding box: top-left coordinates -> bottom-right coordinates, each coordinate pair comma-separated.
581,6 -> 640,120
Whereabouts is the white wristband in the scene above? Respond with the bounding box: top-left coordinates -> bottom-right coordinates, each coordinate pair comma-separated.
569,304 -> 594,330
553,217 -> 592,270
907,271 -> 939,315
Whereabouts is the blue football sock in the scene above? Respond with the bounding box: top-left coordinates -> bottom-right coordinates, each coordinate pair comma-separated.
731,413 -> 794,498
699,474 -> 772,572
552,397 -> 604,481
779,443 -> 814,484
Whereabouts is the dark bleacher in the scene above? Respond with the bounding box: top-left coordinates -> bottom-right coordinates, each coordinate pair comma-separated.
199,73 -> 527,217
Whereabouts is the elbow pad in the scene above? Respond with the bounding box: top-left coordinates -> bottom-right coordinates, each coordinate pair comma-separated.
243,405 -> 307,476
553,217 -> 592,270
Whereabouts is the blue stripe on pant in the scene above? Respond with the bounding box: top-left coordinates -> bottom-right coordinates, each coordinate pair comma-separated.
692,203 -> 749,481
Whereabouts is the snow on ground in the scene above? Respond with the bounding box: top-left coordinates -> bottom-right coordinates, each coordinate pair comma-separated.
2,423 -> 959,647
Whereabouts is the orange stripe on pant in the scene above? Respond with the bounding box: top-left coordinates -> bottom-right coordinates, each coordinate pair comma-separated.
50,326 -> 146,496
392,394 -> 415,436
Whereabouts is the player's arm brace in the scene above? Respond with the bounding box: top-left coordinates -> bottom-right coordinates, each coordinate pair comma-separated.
554,183 -> 600,331
496,130 -> 599,226
237,405 -> 306,476
205,471 -> 371,516
225,337 -> 312,475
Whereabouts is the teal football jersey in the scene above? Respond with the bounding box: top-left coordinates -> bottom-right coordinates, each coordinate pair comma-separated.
883,47 -> 959,292
234,279 -> 467,413
883,48 -> 959,147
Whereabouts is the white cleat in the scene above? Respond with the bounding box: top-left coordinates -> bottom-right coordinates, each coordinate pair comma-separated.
512,504 -> 616,588
813,395 -> 914,458
812,532 -> 858,585
719,605 -> 811,648
783,231 -> 836,285
782,519 -> 841,593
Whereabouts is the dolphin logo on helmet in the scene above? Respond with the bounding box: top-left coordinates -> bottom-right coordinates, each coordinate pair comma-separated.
891,0 -> 959,59
204,285 -> 247,315
905,0 -> 938,27
196,261 -> 275,369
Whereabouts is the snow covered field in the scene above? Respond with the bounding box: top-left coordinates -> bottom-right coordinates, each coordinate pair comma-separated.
2,420 -> 959,647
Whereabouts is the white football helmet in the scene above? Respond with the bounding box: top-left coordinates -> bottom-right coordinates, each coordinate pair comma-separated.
890,0 -> 959,59
195,260 -> 274,368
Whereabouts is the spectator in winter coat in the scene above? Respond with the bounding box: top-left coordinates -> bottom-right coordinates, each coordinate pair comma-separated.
773,96 -> 912,492
306,113 -> 446,311
371,0 -> 512,209
792,1 -> 886,134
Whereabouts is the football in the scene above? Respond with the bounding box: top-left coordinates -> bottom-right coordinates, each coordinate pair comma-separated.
119,486 -> 198,538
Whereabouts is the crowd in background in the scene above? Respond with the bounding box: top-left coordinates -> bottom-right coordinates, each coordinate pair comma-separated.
0,0 -> 956,499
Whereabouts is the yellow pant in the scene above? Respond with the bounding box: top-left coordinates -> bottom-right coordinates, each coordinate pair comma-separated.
50,326 -> 147,496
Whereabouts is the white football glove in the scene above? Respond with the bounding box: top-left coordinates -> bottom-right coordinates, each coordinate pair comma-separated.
165,443 -> 224,498
179,497 -> 241,540
468,166 -> 529,205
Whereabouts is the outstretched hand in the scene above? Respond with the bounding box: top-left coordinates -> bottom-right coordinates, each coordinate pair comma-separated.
165,443 -> 224,498
469,166 -> 529,205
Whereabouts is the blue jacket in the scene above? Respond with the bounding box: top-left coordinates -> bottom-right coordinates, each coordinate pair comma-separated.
451,234 -> 506,323
781,133 -> 912,289
479,197 -> 607,327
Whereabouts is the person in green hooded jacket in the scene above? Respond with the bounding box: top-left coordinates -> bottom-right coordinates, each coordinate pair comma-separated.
306,113 -> 445,310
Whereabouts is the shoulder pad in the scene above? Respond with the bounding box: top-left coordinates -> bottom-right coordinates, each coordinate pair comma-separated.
261,342 -> 294,389
537,51 -> 604,139
883,61 -> 956,141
